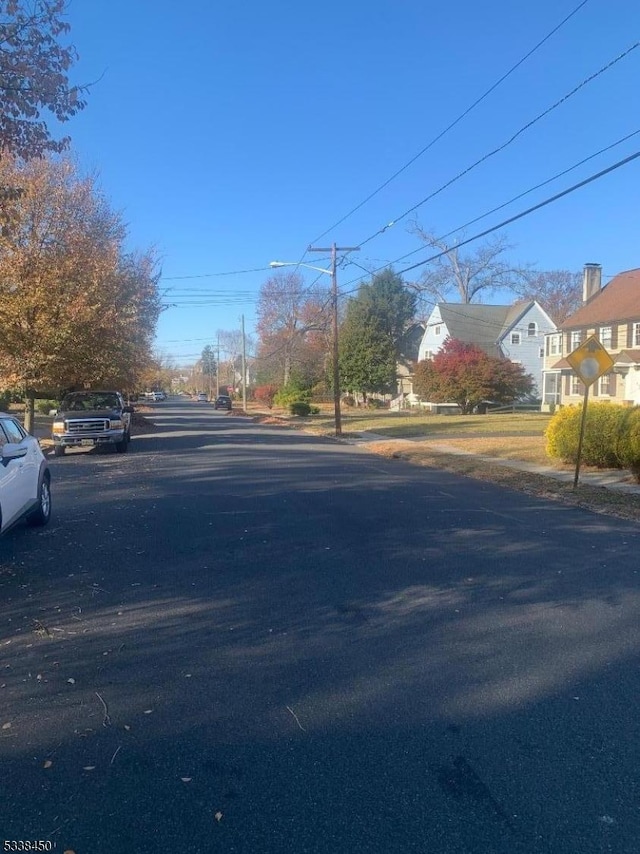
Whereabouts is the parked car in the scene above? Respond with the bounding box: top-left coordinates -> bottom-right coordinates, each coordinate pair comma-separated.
196,393 -> 208,402
51,391 -> 133,456
214,395 -> 232,411
0,412 -> 51,534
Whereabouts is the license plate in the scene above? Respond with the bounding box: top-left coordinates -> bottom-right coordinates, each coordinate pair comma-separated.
81,439 -> 95,446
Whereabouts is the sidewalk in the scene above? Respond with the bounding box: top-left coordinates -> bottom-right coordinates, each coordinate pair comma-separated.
341,430 -> 640,496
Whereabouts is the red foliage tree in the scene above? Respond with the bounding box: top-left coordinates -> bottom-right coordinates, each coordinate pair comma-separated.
413,338 -> 534,414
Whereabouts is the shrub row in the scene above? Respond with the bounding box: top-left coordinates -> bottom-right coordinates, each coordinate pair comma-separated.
546,403 -> 640,480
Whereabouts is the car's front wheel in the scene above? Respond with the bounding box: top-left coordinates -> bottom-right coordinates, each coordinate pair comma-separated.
115,436 -> 129,453
27,475 -> 51,527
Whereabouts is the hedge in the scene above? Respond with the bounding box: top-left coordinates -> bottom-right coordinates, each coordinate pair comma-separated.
546,403 -> 640,480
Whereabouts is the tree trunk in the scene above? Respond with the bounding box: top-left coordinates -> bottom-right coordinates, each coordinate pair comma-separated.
24,391 -> 36,434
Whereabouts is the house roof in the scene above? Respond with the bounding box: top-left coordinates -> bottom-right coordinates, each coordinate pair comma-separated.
614,349 -> 640,365
562,268 -> 640,329
437,301 -> 535,358
548,350 -> 640,372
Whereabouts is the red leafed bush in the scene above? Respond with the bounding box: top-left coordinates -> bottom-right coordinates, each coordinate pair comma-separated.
254,384 -> 278,409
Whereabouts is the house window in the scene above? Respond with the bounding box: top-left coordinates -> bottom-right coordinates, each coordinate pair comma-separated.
434,325 -> 442,336
599,373 -> 611,396
571,331 -> 583,349
600,326 -> 612,348
549,334 -> 561,356
570,375 -> 586,396
511,332 -> 521,345
539,347 -> 544,358
634,322 -> 640,347
527,322 -> 537,337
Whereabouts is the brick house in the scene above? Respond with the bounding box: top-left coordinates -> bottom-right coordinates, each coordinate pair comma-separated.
541,264 -> 640,410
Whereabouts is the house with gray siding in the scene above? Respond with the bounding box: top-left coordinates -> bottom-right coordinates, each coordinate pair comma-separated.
417,300 -> 557,397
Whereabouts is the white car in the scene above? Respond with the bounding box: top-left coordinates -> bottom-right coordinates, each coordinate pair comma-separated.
196,393 -> 208,402
0,412 -> 51,534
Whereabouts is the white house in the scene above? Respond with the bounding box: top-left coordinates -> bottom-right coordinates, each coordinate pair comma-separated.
417,300 -> 557,397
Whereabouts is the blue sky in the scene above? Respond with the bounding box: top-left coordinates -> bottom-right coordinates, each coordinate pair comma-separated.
62,0 -> 640,365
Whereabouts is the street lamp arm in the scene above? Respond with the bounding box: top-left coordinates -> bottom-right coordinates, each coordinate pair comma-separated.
269,260 -> 332,276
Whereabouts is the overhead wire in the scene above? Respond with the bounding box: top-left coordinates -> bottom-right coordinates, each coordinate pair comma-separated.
308,0 -> 592,245
355,40 -> 640,251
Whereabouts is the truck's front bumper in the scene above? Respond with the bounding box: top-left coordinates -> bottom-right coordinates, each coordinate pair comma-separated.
53,431 -> 125,448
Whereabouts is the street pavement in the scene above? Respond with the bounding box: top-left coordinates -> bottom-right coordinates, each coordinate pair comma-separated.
1,399 -> 639,853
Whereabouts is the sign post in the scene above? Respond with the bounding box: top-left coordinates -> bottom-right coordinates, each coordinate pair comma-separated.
565,335 -> 614,489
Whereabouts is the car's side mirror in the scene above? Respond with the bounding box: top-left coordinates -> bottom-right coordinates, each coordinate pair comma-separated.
123,405 -> 134,414
2,443 -> 28,461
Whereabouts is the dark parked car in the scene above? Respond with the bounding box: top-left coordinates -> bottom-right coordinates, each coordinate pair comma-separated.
214,395 -> 232,411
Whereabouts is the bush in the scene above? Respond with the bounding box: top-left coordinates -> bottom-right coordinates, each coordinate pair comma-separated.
289,400 -> 311,416
366,398 -> 386,409
36,399 -> 58,414
274,381 -> 311,408
616,407 -> 640,482
254,384 -> 278,409
546,403 -> 630,469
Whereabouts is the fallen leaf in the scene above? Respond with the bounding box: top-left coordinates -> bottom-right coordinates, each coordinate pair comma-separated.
143,709 -> 153,714
43,760 -> 53,769
83,765 -> 96,771
2,722 -> 11,730
181,777 -> 192,782
123,724 -> 131,731
214,811 -> 223,822
67,678 -> 76,685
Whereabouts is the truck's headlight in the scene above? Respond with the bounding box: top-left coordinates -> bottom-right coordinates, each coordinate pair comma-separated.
109,419 -> 123,429
52,421 -> 65,434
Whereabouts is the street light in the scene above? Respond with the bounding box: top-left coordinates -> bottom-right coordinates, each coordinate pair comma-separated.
269,243 -> 358,437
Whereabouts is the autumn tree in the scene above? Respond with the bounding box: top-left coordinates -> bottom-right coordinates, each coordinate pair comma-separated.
409,227 -> 530,308
413,338 -> 534,414
0,0 -> 87,160
255,271 -> 330,388
513,269 -> 582,324
0,155 -> 161,429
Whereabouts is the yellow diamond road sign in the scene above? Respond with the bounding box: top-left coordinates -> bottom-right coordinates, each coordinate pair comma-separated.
566,334 -> 614,386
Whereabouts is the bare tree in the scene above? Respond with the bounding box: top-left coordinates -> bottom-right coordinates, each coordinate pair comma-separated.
409,225 -> 531,306
513,269 -> 582,324
256,272 -> 330,386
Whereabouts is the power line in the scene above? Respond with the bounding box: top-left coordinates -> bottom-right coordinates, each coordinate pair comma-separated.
356,39 -> 640,251
326,146 -> 640,306
308,0 -> 592,245
398,149 -> 640,275
372,127 -> 640,270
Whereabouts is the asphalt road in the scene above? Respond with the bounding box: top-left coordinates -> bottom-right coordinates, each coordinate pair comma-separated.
1,399 -> 639,854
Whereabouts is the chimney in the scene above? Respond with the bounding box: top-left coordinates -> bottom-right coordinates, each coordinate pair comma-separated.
582,263 -> 602,303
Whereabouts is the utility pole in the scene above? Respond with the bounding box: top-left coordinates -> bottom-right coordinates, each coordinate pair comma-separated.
216,333 -> 220,397
241,314 -> 247,413
308,242 -> 359,437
